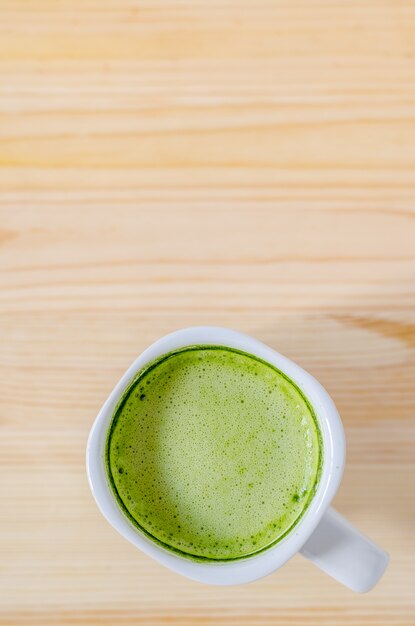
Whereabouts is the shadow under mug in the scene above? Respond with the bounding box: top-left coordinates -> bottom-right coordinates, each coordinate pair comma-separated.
86,326 -> 388,592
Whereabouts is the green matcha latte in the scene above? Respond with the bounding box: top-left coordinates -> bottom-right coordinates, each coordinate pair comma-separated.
106,346 -> 322,561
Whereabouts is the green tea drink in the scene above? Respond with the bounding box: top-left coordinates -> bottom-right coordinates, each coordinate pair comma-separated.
106,347 -> 322,560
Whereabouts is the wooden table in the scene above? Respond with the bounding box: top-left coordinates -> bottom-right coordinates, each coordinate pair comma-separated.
1,1 -> 414,624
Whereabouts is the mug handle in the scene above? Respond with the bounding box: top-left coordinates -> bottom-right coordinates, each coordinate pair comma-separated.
299,507 -> 389,592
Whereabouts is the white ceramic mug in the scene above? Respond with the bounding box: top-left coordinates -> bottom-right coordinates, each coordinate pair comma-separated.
86,327 -> 388,592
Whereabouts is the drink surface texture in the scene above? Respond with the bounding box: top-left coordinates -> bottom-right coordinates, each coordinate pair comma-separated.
106,346 -> 322,560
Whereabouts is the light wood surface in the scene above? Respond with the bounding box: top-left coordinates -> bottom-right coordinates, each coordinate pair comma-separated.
1,1 -> 415,624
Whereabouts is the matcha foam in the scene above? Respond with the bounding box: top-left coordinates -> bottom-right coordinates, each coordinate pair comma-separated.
106,346 -> 322,560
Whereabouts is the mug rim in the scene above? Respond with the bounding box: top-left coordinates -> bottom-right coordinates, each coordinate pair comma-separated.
86,326 -> 345,585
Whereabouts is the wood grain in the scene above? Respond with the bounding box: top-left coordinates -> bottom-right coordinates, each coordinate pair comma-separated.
0,1 -> 414,624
